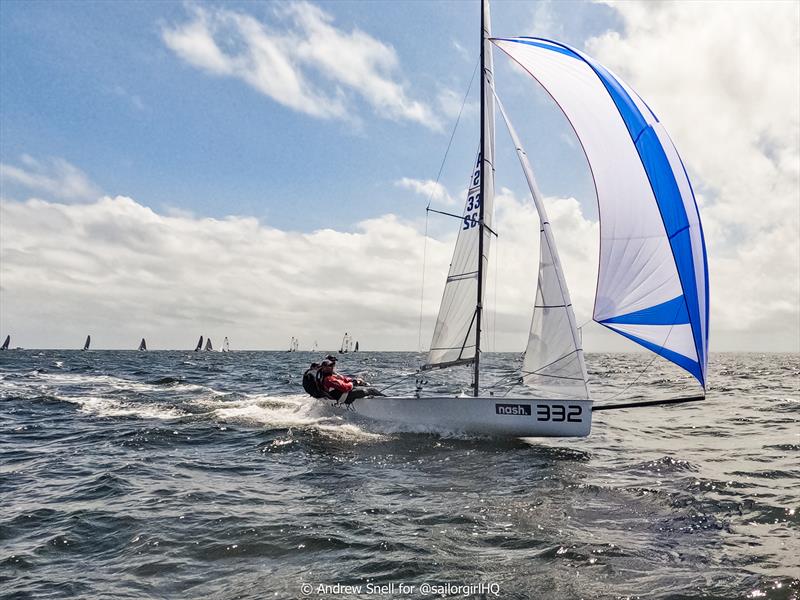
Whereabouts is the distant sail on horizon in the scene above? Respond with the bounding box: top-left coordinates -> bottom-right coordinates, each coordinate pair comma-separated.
223,337 -> 230,352
138,338 -> 147,351
83,335 -> 91,351
204,338 -> 213,351
1,335 -> 9,350
194,336 -> 203,352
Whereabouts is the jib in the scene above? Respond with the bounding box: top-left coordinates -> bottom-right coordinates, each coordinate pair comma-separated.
495,403 -> 532,416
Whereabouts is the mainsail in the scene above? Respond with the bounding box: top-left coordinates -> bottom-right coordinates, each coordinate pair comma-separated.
493,37 -> 709,388
83,335 -> 91,351
205,338 -> 213,351
194,336 -> 203,352
425,0 -> 495,372
138,338 -> 147,351
494,94 -> 589,399
1,335 -> 9,350
223,337 -> 230,352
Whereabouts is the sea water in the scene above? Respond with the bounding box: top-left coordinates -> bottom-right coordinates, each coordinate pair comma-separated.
1,351 -> 797,599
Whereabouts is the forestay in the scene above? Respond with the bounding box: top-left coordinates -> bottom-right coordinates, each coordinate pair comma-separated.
424,5 -> 496,370
492,37 -> 709,388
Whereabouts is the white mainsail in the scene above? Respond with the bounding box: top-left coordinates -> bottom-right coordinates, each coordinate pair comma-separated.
425,0 -> 495,371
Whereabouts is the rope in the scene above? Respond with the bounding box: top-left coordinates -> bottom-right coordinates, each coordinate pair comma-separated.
376,371 -> 420,394
593,349 -> 664,401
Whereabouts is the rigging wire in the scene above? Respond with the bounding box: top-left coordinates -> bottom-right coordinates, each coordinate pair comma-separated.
417,58 -> 480,355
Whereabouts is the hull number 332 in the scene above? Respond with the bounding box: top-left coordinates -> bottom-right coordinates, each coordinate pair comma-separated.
495,403 -> 583,422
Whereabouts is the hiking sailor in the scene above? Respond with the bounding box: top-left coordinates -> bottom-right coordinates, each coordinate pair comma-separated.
303,358 -> 385,404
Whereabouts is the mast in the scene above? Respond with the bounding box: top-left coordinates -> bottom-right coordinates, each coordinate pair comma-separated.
474,0 -> 487,396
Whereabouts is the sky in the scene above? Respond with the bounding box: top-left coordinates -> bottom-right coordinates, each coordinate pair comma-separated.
0,0 -> 798,354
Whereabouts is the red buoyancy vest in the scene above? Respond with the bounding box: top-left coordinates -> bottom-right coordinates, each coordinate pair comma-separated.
323,373 -> 353,395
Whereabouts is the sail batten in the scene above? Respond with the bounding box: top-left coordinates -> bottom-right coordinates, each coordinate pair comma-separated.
492,36 -> 709,387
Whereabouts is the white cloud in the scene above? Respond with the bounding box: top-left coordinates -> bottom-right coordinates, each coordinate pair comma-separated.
0,191 -> 602,352
395,177 -> 456,207
586,0 -> 800,351
0,156 -> 102,202
3,173 -> 792,351
162,2 -> 440,129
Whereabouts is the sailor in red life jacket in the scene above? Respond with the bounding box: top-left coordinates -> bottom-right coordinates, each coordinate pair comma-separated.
319,359 -> 385,404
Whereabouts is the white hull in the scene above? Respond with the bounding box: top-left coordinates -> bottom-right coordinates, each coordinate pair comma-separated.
342,396 -> 592,438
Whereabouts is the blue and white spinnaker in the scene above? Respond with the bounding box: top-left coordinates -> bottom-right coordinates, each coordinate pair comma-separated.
493,37 -> 709,388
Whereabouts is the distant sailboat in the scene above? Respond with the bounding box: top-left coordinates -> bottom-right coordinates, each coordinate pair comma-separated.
138,338 -> 147,351
312,340 -> 318,352
194,336 -> 204,352
222,337 -> 230,352
287,337 -> 299,352
83,335 -> 91,351
339,333 -> 351,354
204,338 -> 213,351
1,335 -> 9,350
354,341 -> 359,352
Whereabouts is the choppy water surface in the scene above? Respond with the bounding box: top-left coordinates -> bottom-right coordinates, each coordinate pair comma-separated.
1,351 -> 798,599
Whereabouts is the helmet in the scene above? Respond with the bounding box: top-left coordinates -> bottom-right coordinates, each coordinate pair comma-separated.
320,360 -> 334,371
325,354 -> 338,362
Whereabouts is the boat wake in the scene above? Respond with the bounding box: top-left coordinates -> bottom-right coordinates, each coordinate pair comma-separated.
208,393 -> 386,441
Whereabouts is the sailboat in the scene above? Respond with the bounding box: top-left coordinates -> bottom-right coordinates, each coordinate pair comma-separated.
354,341 -> 359,353
339,333 -> 351,354
83,335 -> 91,351
1,335 -> 9,350
138,338 -> 147,351
312,340 -> 319,352
339,0 -> 708,437
194,336 -> 204,352
222,337 -> 230,352
287,337 -> 299,352
204,337 -> 213,351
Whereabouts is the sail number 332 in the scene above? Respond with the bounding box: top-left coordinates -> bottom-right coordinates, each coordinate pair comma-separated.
463,192 -> 481,230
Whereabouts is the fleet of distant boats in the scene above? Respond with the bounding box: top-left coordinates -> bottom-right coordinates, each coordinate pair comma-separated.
0,333 -> 358,352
